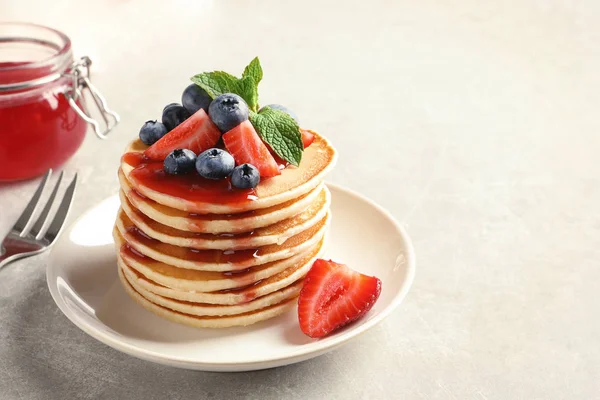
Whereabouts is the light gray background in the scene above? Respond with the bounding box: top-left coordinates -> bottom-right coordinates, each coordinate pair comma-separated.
1,0 -> 598,399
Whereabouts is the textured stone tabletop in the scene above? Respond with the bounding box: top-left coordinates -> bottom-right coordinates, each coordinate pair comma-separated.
1,1 -> 598,399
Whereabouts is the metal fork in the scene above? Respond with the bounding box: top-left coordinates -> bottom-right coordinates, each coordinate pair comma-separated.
0,170 -> 77,269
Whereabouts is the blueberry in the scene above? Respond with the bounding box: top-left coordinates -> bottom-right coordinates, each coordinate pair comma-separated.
139,120 -> 168,145
182,84 -> 212,114
163,149 -> 197,175
208,93 -> 249,132
261,104 -> 299,124
231,164 -> 260,189
195,148 -> 235,180
162,103 -> 190,131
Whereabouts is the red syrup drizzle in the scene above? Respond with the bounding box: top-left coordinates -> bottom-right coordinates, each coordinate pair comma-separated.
125,186 -> 259,238
125,202 -> 258,243
122,152 -> 257,207
119,153 -> 273,300
121,241 -> 265,302
216,279 -> 264,303
122,225 -> 262,271
122,243 -> 149,261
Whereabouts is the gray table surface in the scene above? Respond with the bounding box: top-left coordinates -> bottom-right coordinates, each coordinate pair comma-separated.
1,0 -> 599,399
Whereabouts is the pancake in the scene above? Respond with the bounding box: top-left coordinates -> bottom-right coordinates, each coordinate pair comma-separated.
119,170 -> 325,234
120,132 -> 337,214
118,236 -> 325,304
122,266 -> 303,316
119,266 -> 297,328
119,185 -> 331,250
114,210 -> 330,272
115,233 -> 324,292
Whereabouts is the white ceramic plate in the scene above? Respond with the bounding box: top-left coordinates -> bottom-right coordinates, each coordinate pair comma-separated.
47,184 -> 415,371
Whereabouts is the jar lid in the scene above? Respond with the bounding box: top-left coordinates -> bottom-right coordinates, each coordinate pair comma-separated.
0,22 -> 72,91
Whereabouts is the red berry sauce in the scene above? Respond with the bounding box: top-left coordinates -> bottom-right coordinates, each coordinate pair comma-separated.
0,62 -> 87,181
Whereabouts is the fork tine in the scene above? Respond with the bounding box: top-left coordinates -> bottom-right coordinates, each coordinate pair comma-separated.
13,169 -> 52,236
30,171 -> 64,239
43,173 -> 77,243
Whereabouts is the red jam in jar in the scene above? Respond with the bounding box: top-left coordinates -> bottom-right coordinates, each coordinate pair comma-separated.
0,23 -> 117,181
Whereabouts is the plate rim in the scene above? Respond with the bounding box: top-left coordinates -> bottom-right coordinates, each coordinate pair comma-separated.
46,182 -> 416,370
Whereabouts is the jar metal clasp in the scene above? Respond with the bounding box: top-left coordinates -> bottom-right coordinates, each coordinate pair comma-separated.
64,56 -> 119,140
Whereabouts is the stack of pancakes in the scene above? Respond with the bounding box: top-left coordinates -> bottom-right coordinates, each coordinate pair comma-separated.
113,132 -> 337,328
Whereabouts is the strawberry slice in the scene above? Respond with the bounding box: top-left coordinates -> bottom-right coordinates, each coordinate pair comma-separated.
301,129 -> 315,148
222,120 -> 280,177
144,109 -> 221,161
272,152 -> 286,168
264,144 -> 287,169
298,259 -> 382,338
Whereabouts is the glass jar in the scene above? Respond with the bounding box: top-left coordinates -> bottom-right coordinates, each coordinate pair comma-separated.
0,22 -> 118,181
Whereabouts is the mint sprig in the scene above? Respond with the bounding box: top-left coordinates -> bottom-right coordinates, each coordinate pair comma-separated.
191,57 -> 303,166
191,58 -> 262,112
250,107 -> 303,167
242,57 -> 263,84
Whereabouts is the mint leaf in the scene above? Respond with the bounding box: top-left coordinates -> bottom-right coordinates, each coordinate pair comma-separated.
242,57 -> 263,85
235,76 -> 259,112
191,59 -> 261,112
250,108 -> 303,166
190,71 -> 238,99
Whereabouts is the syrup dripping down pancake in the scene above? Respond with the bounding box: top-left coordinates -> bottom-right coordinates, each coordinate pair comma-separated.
122,266 -> 303,317
119,185 -> 330,250
119,267 -> 298,329
120,132 -> 337,214
119,169 -> 325,234
117,236 -> 325,305
114,231 -> 325,293
114,210 -> 330,272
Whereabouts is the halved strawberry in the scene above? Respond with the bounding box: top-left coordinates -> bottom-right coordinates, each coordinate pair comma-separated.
264,143 -> 287,169
272,152 -> 286,169
144,109 -> 221,161
301,129 -> 315,148
222,120 -> 280,177
298,259 -> 382,338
